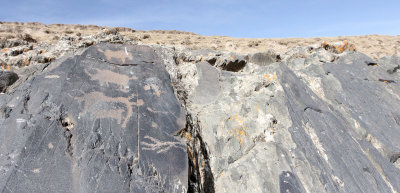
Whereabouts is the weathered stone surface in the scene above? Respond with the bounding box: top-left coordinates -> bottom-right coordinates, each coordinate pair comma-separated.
1,40 -> 400,193
0,28 -> 130,69
157,44 -> 400,192
191,61 -> 220,105
0,44 -> 187,193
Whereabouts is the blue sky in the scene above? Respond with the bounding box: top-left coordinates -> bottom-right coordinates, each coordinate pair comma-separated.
1,0 -> 400,38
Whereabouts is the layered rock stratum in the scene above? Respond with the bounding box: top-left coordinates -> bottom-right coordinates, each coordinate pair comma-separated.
0,22 -> 400,193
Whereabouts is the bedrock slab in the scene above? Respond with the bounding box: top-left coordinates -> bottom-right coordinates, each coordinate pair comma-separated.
162,46 -> 400,193
0,44 -> 187,193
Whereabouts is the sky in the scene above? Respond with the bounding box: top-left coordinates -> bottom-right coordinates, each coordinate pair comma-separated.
1,0 -> 400,38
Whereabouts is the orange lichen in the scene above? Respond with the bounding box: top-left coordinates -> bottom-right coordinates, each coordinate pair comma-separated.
322,40 -> 356,53
349,44 -> 356,51
263,73 -> 271,83
321,41 -> 329,50
226,114 -> 247,146
1,48 -> 8,53
263,73 -> 277,83
272,72 -> 277,81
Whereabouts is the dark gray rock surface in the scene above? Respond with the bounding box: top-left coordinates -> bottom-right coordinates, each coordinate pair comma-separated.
0,44 -> 187,193
279,59 -> 400,192
157,45 -> 400,193
1,41 -> 400,193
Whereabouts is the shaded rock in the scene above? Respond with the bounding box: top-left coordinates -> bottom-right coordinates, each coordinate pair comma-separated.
0,39 -> 28,48
215,53 -> 247,72
31,55 -> 55,63
16,33 -> 36,43
8,45 -> 33,57
173,49 -> 220,65
0,71 -> 18,92
0,44 -> 187,193
246,50 -> 281,66
142,34 -> 151,39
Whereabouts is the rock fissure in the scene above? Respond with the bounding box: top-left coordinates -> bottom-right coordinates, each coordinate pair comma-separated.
183,114 -> 215,193
390,153 -> 400,164
304,106 -> 322,113
60,114 -> 74,157
387,65 -> 400,74
378,78 -> 395,83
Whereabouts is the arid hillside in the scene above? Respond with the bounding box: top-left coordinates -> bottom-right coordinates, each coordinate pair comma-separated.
1,21 -> 399,60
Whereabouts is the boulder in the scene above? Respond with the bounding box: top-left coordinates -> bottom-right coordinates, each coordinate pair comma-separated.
0,44 -> 188,193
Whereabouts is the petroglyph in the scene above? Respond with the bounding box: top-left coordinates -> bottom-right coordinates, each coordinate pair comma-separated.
141,136 -> 185,154
75,91 -> 135,127
45,75 -> 60,79
97,47 -> 133,64
84,68 -> 137,92
0,44 -> 188,193
136,99 -> 144,106
144,83 -> 162,97
146,107 -> 169,115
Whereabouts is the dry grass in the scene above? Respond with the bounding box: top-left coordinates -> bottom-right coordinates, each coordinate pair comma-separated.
1,22 -> 399,59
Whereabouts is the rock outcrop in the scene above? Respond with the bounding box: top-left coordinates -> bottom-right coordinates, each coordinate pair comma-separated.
156,45 -> 400,192
0,38 -> 400,193
0,44 -> 187,193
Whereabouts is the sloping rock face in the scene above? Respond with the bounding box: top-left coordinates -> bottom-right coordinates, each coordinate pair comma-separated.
1,42 -> 400,193
0,44 -> 188,193
155,46 -> 400,193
